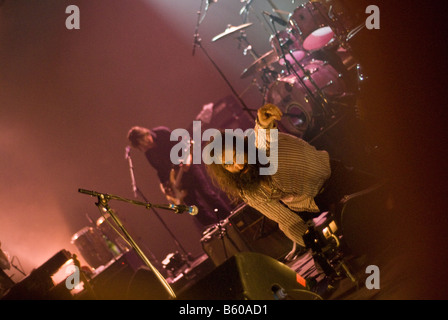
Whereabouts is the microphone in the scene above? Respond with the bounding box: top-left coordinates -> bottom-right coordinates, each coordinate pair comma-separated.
263,11 -> 287,26
239,0 -> 253,15
205,0 -> 217,10
125,145 -> 131,159
169,204 -> 198,215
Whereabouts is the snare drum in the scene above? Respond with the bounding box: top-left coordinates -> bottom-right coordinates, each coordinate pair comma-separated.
265,59 -> 347,137
289,1 -> 335,51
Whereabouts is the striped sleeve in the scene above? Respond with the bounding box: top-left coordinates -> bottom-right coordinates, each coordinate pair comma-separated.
273,133 -> 331,212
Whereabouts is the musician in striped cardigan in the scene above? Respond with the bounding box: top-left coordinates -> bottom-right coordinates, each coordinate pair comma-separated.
205,104 -> 369,256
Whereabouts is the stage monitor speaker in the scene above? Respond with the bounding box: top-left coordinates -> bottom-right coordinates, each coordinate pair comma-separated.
229,204 -> 293,258
86,250 -> 170,300
1,250 -> 72,300
177,252 -> 320,300
201,204 -> 292,266
201,218 -> 251,267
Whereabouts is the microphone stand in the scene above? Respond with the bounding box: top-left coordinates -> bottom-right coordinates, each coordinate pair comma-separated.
125,150 -> 192,265
78,189 -> 189,299
194,36 -> 256,121
192,0 -> 205,56
191,1 -> 256,121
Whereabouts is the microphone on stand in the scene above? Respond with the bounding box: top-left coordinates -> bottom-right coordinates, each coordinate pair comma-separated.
205,0 -> 218,11
125,145 -> 131,159
263,11 -> 287,26
169,204 -> 199,216
239,0 -> 253,16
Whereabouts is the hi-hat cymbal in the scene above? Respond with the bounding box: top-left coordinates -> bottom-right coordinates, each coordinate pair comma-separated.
240,50 -> 279,79
212,23 -> 253,42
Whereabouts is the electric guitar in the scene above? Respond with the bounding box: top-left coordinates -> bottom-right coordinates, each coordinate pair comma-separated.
166,162 -> 188,205
162,139 -> 194,205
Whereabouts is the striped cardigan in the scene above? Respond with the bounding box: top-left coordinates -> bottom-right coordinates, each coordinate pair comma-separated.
242,123 -> 331,246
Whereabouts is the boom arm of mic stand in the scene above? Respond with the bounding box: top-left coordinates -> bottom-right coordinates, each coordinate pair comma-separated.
90,192 -> 177,299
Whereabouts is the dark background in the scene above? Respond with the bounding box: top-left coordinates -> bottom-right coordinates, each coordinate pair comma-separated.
1,0 -> 447,298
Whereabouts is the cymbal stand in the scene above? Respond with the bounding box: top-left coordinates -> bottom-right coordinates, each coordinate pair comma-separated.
236,30 -> 260,60
78,189 -> 177,299
259,67 -> 279,102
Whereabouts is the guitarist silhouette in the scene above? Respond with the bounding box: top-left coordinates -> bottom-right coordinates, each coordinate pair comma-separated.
128,125 -> 233,229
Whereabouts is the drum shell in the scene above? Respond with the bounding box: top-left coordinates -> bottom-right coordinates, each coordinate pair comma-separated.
96,214 -> 130,254
71,227 -> 114,269
289,2 -> 333,44
265,59 -> 346,137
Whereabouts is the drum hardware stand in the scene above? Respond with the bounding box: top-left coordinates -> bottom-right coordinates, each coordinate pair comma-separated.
78,189 -> 181,299
270,20 -> 333,123
257,67 -> 280,103
238,77 -> 264,102
236,31 -> 261,60
216,220 -> 242,260
345,23 -> 365,43
125,148 -> 193,266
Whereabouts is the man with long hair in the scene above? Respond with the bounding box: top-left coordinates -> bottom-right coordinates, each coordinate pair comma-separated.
205,104 -> 372,255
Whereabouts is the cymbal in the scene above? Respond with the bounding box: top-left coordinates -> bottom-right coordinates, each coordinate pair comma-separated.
240,50 -> 279,79
212,23 -> 253,42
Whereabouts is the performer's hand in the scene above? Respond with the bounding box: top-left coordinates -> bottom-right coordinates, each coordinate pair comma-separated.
257,103 -> 282,127
160,182 -> 174,197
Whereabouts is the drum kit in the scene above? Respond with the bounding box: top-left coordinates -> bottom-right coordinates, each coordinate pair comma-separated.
211,0 -> 365,140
